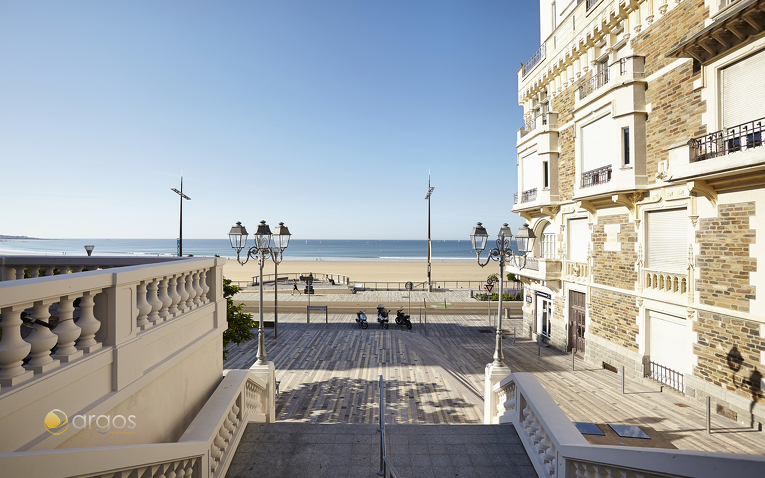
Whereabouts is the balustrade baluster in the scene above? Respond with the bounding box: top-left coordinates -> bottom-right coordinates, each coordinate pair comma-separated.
76,290 -> 102,352
177,273 -> 190,313
25,301 -> 60,373
0,306 -> 34,386
52,295 -> 83,363
200,269 -> 210,303
72,266 -> 85,273
15,268 -> 24,280
44,266 -> 56,276
192,271 -> 202,306
136,281 -> 152,330
184,273 -> 196,310
158,277 -> 172,321
147,279 -> 163,326
30,268 -> 40,278
168,275 -> 181,316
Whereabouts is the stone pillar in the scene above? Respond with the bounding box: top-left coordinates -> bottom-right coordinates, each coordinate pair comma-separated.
484,362 -> 511,424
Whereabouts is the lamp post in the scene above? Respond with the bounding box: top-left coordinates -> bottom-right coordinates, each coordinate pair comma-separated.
470,222 -> 535,367
228,220 -> 291,364
171,176 -> 191,257
425,172 -> 435,292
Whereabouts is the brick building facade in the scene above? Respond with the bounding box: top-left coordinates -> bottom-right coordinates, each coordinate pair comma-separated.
511,0 -> 765,430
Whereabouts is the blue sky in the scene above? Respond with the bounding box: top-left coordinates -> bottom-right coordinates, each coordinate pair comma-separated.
0,1 -> 539,240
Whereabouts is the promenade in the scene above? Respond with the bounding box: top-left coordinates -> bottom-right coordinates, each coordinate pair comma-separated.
224,290 -> 765,455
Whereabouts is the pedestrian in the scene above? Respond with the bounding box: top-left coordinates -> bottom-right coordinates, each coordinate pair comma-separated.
292,279 -> 301,295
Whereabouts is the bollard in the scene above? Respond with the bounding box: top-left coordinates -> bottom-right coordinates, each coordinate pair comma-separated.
622,366 -> 625,394
513,326 -> 516,345
572,349 -> 575,371
538,334 -> 541,356
706,396 -> 711,434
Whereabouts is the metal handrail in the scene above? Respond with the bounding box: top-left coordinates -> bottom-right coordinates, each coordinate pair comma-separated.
249,272 -> 351,286
690,117 -> 764,162
522,43 -> 546,77
579,67 -> 610,99
521,188 -> 538,203
378,375 -> 402,478
647,361 -> 685,393
581,164 -> 612,188
351,280 -> 490,291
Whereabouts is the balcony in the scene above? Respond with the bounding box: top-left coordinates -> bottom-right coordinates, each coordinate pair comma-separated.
581,165 -> 612,188
586,0 -> 600,12
644,269 -> 688,296
578,68 -> 610,100
566,260 -> 589,281
521,43 -> 545,77
667,116 -> 765,182
521,188 -> 538,203
506,256 -> 562,284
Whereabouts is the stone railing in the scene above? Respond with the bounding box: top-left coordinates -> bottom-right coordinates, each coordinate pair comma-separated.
0,256 -> 185,281
566,261 -> 588,279
644,269 -> 688,295
0,369 -> 275,478
0,256 -> 227,453
491,372 -> 765,478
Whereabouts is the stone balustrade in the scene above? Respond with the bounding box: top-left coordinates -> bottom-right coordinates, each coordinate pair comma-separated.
491,373 -> 765,477
0,256 -> 227,454
0,369 -> 275,478
566,261 -> 589,279
0,256 -> 185,282
644,268 -> 688,295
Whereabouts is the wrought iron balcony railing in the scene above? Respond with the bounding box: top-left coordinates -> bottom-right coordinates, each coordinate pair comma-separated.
579,67 -> 610,99
581,165 -> 612,188
620,57 -> 627,75
522,43 -> 545,77
521,188 -> 538,203
513,193 -> 518,205
586,0 -> 600,11
690,117 -> 764,162
520,117 -> 535,137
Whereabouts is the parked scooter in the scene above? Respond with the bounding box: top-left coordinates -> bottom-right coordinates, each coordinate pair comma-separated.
355,311 -> 369,329
376,304 -> 390,329
395,309 -> 412,330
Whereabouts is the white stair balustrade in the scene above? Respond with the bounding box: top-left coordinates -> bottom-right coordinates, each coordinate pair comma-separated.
136,280 -> 152,330
147,278 -> 163,326
192,270 -> 202,306
0,306 -> 34,386
76,289 -> 103,353
168,275 -> 181,316
24,300 -> 61,374
51,295 -> 84,363
158,276 -> 172,321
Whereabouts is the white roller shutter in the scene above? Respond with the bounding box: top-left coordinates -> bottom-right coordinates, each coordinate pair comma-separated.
581,115 -> 617,172
647,209 -> 687,273
722,49 -> 765,128
568,218 -> 589,262
522,150 -> 539,192
649,310 -> 689,375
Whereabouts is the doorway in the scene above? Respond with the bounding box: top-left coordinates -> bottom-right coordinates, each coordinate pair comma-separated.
569,291 -> 586,354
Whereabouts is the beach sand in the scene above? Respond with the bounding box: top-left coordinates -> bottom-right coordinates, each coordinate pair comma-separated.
221,259 -> 492,283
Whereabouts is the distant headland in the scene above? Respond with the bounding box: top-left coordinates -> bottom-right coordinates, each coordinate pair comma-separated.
0,235 -> 41,241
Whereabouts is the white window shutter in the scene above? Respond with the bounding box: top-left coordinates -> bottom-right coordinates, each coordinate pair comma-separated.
522,150 -> 539,192
722,49 -> 765,128
568,218 -> 589,262
647,209 -> 687,273
649,310 -> 689,374
581,115 -> 617,172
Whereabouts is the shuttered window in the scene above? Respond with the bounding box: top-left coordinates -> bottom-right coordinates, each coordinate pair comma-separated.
722,49 -> 765,128
581,115 -> 617,172
568,218 -> 589,262
647,209 -> 687,273
541,223 -> 557,259
649,311 -> 689,374
522,150 -> 539,192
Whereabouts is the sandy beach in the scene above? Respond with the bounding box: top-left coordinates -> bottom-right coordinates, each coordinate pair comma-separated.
221,260 -> 492,283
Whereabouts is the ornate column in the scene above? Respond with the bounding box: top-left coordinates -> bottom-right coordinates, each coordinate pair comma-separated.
136,281 -> 152,330
76,290 -> 102,353
147,278 -> 163,326
158,277 -> 172,321
52,295 -> 84,363
0,306 -> 34,386
25,301 -> 60,374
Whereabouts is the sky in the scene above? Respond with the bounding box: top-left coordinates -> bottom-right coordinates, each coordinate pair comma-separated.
0,1 -> 540,240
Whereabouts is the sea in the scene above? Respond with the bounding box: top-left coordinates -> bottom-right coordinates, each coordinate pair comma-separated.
0,238 -> 519,262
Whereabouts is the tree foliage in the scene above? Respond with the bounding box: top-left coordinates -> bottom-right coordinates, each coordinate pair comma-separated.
223,278 -> 258,360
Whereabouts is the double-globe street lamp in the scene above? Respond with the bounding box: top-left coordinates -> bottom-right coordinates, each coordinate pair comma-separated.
470,222 -> 535,367
228,220 -> 291,365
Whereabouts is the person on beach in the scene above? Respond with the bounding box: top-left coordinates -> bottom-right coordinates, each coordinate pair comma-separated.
292,279 -> 301,295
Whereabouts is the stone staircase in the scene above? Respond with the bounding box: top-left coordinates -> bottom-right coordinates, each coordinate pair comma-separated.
225,422 -> 534,478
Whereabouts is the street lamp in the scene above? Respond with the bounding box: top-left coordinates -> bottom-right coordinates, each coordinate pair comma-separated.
228,220 -> 291,364
470,222 -> 535,367
425,172 -> 435,292
171,175 -> 191,257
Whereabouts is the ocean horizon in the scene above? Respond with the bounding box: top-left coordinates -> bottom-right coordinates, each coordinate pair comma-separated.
0,238 -> 520,262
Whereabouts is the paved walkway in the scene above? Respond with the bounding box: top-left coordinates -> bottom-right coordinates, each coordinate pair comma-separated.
223,313 -> 765,455
225,423 -> 534,478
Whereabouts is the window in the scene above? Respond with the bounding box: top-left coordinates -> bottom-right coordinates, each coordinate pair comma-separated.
541,224 -> 557,259
646,209 -> 687,273
623,127 -> 630,166
521,150 -> 539,192
581,115 -> 617,172
568,218 -> 589,262
721,49 -> 765,128
543,161 -> 550,189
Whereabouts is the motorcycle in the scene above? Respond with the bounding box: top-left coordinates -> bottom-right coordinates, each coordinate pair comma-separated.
375,304 -> 389,329
395,309 -> 412,330
355,311 -> 369,329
